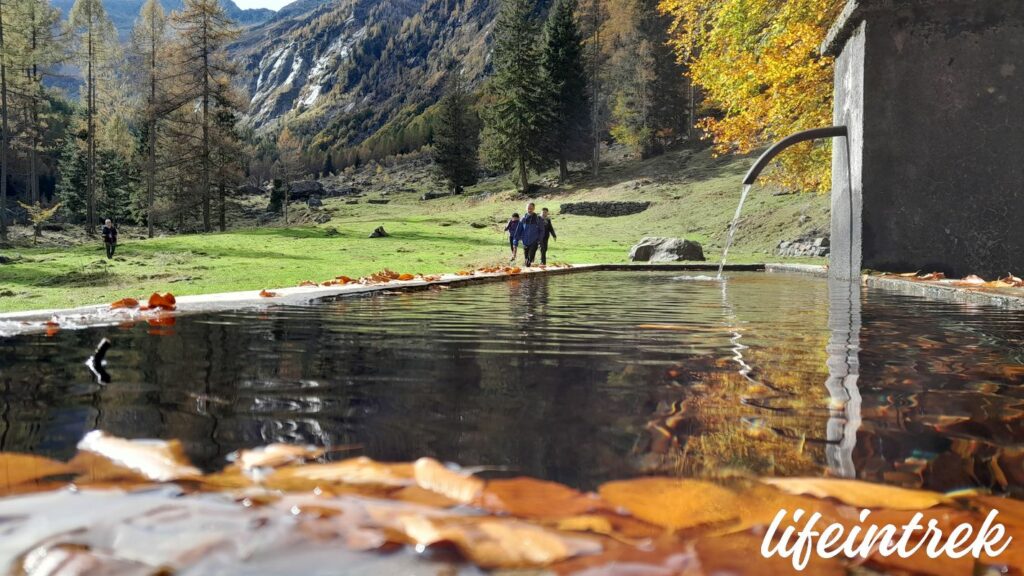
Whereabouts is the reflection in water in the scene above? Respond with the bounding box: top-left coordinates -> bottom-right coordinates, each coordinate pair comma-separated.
824,276 -> 862,478
0,272 -> 1022,492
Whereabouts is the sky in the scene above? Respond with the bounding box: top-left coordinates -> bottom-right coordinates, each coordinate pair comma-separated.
234,0 -> 292,11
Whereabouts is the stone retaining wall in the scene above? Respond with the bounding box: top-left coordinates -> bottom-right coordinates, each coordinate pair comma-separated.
559,201 -> 651,217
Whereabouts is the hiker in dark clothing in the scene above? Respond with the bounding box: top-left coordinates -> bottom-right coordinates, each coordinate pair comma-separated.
540,207 -> 557,265
504,212 -> 521,263
513,202 -> 545,267
102,219 -> 118,259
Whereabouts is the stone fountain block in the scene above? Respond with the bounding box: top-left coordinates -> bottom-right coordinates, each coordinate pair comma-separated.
825,0 -> 1024,279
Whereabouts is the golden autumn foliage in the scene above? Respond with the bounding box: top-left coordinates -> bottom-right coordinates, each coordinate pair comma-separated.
658,0 -> 845,192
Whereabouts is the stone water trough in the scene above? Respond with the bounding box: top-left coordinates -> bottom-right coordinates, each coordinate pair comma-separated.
824,0 -> 1024,279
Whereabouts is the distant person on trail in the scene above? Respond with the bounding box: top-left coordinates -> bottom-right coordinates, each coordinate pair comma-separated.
540,207 -> 557,265
504,212 -> 521,263
513,202 -> 545,267
101,219 -> 118,259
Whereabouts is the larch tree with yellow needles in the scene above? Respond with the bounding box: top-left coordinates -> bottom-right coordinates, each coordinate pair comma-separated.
658,0 -> 844,192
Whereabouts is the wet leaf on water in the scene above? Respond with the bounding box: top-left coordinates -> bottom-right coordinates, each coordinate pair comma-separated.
956,274 -> 986,286
110,298 -> 140,309
390,485 -> 459,508
229,444 -> 324,471
395,514 -> 602,568
693,532 -> 845,575
43,320 -> 60,337
598,478 -> 742,530
412,458 -> 483,505
74,431 -> 200,482
0,454 -> 73,491
146,292 -> 177,311
481,477 -> 603,519
762,477 -> 950,510
259,289 -> 277,298
266,456 -> 413,490
146,315 -> 175,327
1000,273 -> 1024,287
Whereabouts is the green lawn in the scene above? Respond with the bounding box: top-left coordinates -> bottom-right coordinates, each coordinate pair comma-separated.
0,146 -> 829,313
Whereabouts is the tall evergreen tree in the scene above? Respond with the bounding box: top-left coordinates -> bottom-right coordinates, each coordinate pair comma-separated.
67,0 -> 116,232
541,0 -> 591,183
130,0 -> 169,238
432,72 -> 479,194
481,0 -> 549,192
9,0 -> 62,207
320,153 -> 335,178
0,0 -> 10,239
171,0 -> 239,232
605,0 -> 687,158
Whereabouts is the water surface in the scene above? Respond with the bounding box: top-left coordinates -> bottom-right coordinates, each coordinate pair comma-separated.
1,271 -> 1022,492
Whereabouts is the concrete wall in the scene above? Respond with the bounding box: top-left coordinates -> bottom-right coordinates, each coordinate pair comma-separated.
827,0 -> 1024,278
830,21 -> 866,281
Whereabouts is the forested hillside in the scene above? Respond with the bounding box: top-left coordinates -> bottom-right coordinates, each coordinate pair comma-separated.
0,0 -> 842,243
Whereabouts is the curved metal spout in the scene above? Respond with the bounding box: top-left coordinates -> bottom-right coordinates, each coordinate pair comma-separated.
742,126 -> 848,186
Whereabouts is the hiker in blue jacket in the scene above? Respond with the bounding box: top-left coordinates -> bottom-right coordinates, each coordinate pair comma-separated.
513,202 -> 545,267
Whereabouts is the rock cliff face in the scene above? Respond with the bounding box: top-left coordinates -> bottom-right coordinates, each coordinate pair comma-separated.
229,0 -> 508,148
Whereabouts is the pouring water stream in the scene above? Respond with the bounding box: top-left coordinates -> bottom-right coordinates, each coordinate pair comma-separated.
716,183 -> 752,279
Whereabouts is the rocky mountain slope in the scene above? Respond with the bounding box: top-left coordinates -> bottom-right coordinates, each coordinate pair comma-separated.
230,0 -> 511,151
51,0 -> 274,38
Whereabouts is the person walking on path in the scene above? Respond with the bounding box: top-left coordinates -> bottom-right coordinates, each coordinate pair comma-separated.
513,202 -> 545,267
540,207 -> 557,265
101,219 -> 118,259
504,212 -> 521,263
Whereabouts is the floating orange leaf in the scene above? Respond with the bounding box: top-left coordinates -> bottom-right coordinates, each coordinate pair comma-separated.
1000,273 -> 1024,287
762,477 -> 949,510
598,478 -> 741,530
259,289 -> 278,298
147,292 -> 177,311
395,514 -> 602,569
231,444 -> 324,471
267,456 -> 413,490
43,320 -> 60,337
146,316 -> 176,327
109,298 -> 139,309
412,458 -> 484,505
957,274 -> 986,286
0,453 -> 73,491
482,477 -> 602,519
74,431 -> 200,482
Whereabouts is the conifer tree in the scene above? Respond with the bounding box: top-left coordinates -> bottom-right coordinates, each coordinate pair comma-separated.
541,0 -> 591,182
432,71 -> 479,194
320,153 -> 335,178
481,0 -> 549,192
67,0 -> 116,233
9,0 -> 62,207
171,0 -> 239,232
130,0 -> 169,237
0,0 -> 11,239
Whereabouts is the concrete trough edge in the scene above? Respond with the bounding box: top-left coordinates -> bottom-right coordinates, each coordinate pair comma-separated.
765,263 -> 1024,309
6,261 -> 1018,337
0,263 -> 758,336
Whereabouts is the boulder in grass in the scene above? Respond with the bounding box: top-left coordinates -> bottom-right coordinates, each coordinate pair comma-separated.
288,180 -> 324,201
369,226 -> 389,238
629,237 -> 705,262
